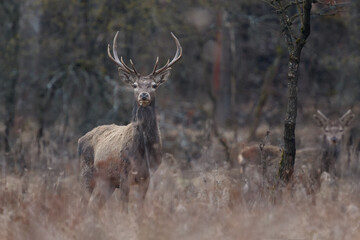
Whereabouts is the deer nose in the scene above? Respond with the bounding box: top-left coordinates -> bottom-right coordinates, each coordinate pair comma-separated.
139,92 -> 150,101
331,137 -> 337,144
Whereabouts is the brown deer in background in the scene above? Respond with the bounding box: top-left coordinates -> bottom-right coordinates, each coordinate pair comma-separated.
313,109 -> 355,177
237,110 -> 357,199
78,31 -> 182,210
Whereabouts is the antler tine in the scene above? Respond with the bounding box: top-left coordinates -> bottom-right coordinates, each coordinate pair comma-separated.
108,44 -> 128,72
112,31 -> 121,63
151,57 -> 159,75
153,32 -> 182,75
107,44 -> 121,67
107,31 -> 136,74
339,109 -> 353,121
317,110 -> 329,122
169,32 -> 183,64
129,59 -> 138,75
120,57 -> 135,73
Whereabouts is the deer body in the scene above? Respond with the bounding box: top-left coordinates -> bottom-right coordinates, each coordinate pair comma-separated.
78,32 -> 182,210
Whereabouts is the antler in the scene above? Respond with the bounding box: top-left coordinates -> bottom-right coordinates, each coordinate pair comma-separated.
339,109 -> 353,122
151,32 -> 182,75
316,110 -> 329,123
107,31 -> 139,75
339,109 -> 355,127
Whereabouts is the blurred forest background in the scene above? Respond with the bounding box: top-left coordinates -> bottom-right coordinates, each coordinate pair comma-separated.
2,1 -> 360,239
1,0 -> 360,172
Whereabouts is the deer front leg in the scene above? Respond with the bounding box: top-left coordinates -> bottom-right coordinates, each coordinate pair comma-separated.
81,163 -> 95,193
132,178 -> 149,217
88,178 -> 115,212
119,177 -> 130,213
137,178 -> 150,201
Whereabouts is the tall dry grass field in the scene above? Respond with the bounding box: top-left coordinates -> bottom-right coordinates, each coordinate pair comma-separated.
1,157 -> 360,239
1,124 -> 360,240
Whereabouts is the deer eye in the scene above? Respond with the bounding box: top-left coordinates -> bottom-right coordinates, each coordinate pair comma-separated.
132,83 -> 138,88
152,83 -> 158,89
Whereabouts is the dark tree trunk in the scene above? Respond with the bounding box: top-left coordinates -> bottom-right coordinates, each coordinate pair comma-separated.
218,12 -> 232,125
1,1 -> 21,153
276,0 -> 312,182
4,77 -> 17,153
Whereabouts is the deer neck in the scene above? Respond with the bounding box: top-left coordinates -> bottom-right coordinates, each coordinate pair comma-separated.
131,99 -> 160,151
322,135 -> 340,159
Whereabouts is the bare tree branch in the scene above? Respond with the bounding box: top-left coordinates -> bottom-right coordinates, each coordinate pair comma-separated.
296,0 -> 304,25
274,1 -> 295,53
285,0 -> 305,10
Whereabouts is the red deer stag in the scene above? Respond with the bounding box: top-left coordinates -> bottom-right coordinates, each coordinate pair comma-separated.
313,109 -> 355,177
78,31 -> 182,210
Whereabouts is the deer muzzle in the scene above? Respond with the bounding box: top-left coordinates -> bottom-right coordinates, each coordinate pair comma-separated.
138,92 -> 151,107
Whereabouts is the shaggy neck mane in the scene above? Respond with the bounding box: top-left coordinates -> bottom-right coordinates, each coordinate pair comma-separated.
131,99 -> 160,153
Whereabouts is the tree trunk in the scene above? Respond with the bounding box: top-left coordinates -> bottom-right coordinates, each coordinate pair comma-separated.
19,0 -> 42,170
279,54 -> 300,181
277,0 -> 312,182
1,1 -> 21,153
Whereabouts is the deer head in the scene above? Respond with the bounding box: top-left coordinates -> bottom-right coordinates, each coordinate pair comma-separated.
107,31 -> 182,107
313,109 -> 355,146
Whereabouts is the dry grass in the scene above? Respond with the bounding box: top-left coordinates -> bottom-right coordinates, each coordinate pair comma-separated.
1,153 -> 360,240
1,122 -> 359,239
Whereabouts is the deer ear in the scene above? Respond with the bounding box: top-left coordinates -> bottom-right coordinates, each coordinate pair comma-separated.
153,69 -> 171,85
340,110 -> 355,127
118,69 -> 136,85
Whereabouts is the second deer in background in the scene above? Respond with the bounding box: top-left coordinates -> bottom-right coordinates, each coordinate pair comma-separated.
313,109 -> 358,177
238,109 -> 359,184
